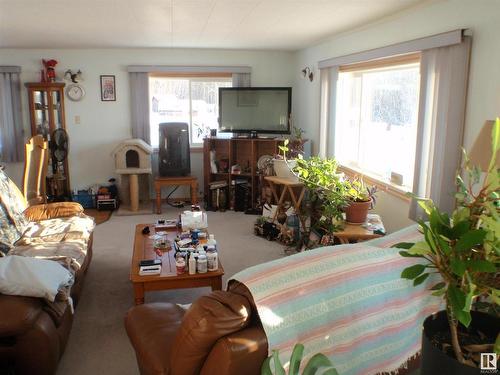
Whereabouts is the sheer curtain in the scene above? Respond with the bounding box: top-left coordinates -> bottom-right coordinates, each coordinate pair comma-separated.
0,67 -> 24,162
409,37 -> 471,219
318,67 -> 338,158
129,72 -> 150,144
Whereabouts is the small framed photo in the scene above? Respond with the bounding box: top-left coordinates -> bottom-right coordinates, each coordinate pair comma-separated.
100,75 -> 116,101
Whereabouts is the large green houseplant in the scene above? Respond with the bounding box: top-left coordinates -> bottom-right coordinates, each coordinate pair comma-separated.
294,155 -> 349,234
393,118 -> 500,370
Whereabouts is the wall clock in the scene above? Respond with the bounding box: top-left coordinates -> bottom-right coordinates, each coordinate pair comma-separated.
66,83 -> 85,101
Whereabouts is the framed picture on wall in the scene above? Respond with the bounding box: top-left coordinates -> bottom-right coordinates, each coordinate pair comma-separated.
100,75 -> 116,101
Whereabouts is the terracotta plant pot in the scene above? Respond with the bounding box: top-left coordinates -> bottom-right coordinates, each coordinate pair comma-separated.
344,199 -> 371,224
421,310 -> 499,374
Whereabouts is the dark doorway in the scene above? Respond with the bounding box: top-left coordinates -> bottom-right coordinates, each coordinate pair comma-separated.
126,150 -> 140,168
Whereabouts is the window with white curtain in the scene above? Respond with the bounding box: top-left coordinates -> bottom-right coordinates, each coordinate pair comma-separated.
334,59 -> 420,190
148,76 -> 232,147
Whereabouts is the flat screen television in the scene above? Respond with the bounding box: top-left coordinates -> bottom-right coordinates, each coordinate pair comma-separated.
218,87 -> 291,134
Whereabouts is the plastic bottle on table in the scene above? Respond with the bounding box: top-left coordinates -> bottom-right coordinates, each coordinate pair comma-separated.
188,253 -> 196,275
197,254 -> 207,273
207,234 -> 217,250
207,250 -> 218,272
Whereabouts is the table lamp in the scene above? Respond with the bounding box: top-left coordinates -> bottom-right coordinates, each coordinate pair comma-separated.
468,120 -> 499,171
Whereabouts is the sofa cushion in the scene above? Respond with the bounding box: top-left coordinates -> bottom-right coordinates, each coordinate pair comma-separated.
0,255 -> 73,302
23,202 -> 84,222
15,215 -> 95,247
8,241 -> 88,271
0,170 -> 28,255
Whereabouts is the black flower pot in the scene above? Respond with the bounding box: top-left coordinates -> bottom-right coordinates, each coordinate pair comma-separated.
421,310 -> 500,375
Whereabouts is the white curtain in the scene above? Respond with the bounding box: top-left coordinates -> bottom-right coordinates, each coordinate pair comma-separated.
318,67 -> 338,158
129,72 -> 150,144
409,37 -> 471,219
232,73 -> 251,87
0,67 -> 24,162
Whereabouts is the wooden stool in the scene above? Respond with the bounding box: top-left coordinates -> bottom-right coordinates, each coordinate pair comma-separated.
154,176 -> 198,214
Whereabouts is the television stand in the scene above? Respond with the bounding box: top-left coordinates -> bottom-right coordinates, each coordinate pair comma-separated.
203,137 -> 285,212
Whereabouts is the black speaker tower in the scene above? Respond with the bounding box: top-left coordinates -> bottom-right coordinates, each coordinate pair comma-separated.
158,122 -> 191,176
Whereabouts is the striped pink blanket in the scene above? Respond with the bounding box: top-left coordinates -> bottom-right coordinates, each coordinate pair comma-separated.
230,225 -> 444,375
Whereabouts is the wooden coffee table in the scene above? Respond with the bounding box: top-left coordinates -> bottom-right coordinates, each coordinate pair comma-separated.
130,224 -> 224,305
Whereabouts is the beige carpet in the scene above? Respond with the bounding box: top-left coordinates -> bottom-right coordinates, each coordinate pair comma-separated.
57,206 -> 285,375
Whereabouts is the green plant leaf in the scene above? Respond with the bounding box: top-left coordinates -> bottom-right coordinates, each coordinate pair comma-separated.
450,258 -> 466,276
398,250 -> 424,258
392,242 -> 414,249
261,357 -> 273,375
413,273 -> 429,286
302,354 -> 333,375
289,344 -> 304,375
432,288 -> 446,297
417,198 -> 434,215
408,241 -> 432,256
430,282 -> 446,290
272,350 -> 286,375
455,229 -> 487,252
494,333 -> 500,355
436,235 -> 451,255
401,264 -> 426,280
467,260 -> 497,273
448,285 -> 472,327
450,219 -> 470,240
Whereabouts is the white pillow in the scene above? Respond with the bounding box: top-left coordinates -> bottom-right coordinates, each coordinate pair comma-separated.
0,255 -> 72,302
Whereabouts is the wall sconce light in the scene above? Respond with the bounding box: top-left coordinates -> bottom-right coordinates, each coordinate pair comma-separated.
301,67 -> 314,82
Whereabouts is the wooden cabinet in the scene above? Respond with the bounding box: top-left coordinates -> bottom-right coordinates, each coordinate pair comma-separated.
203,137 -> 283,212
25,82 -> 71,200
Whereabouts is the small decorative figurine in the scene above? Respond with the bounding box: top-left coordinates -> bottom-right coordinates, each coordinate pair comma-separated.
42,59 -> 58,82
64,69 -> 82,83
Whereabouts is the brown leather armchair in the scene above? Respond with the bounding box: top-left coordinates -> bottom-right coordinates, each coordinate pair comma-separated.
125,281 -> 268,375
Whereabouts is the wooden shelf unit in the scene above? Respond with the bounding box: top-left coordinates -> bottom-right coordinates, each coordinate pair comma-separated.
25,82 -> 71,200
203,137 -> 283,211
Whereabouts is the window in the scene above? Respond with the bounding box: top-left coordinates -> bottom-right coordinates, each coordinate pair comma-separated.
334,59 -> 420,190
149,76 -> 232,147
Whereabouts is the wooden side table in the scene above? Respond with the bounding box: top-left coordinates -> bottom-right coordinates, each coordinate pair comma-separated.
264,176 -> 306,231
333,221 -> 384,244
154,176 -> 198,214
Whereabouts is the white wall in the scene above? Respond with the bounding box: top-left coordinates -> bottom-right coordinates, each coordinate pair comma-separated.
0,48 -> 295,196
292,0 -> 500,232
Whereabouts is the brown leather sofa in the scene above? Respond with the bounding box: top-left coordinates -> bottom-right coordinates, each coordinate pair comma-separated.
126,281 -> 421,375
0,203 -> 94,375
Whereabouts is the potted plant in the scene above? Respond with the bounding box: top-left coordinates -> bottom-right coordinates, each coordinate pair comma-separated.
393,118 -> 500,373
287,126 -> 307,159
343,177 -> 377,224
262,343 -> 338,375
273,139 -> 299,181
294,156 -> 349,235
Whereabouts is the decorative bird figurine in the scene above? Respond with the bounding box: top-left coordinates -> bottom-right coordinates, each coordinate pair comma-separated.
64,69 -> 82,83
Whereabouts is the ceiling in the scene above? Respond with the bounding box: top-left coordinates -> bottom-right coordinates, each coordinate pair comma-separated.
0,0 -> 427,50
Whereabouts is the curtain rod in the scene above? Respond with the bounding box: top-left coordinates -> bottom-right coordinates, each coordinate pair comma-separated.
0,66 -> 21,73
127,65 -> 251,74
318,29 -> 465,69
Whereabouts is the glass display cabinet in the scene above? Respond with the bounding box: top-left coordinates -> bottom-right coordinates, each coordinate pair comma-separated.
25,82 -> 71,201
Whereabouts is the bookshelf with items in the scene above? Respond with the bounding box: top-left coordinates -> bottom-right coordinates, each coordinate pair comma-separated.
203,138 -> 283,213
